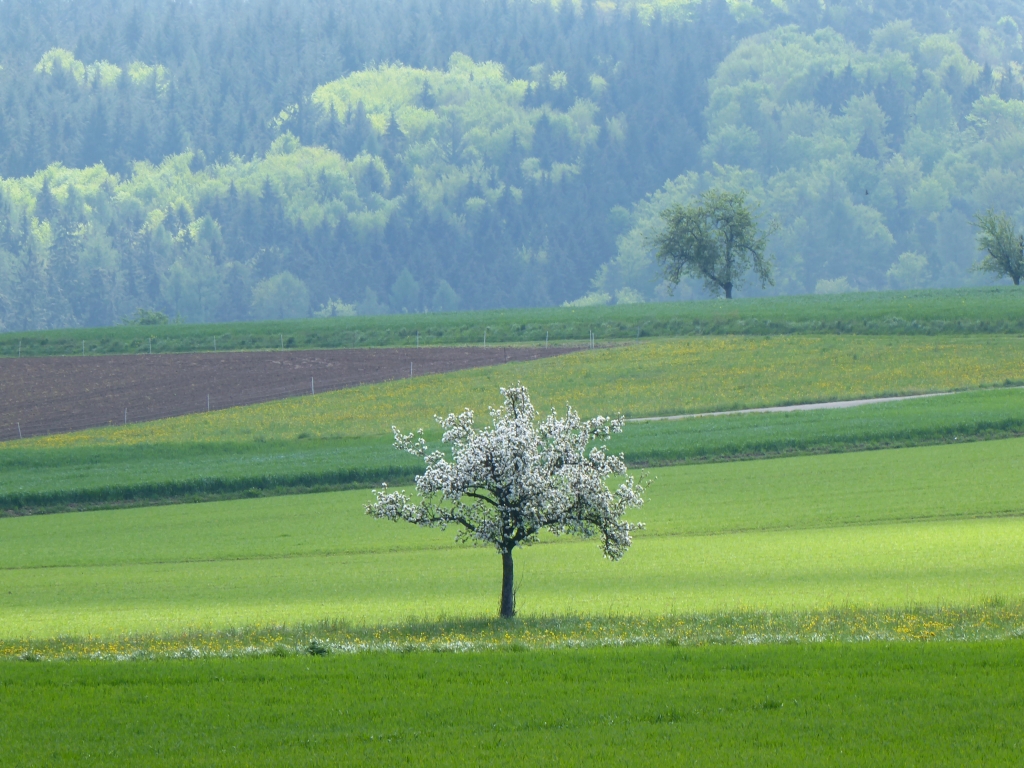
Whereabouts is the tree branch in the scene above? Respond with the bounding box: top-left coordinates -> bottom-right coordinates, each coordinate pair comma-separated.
465,490 -> 499,507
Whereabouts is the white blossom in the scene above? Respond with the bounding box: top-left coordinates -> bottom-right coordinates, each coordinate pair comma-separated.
366,384 -> 646,616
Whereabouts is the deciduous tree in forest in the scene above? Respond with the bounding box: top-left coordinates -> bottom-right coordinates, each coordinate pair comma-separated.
973,210 -> 1024,285
366,385 -> 646,619
653,189 -> 776,299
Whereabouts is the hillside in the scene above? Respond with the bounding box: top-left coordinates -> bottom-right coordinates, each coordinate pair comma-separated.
0,0 -> 1021,331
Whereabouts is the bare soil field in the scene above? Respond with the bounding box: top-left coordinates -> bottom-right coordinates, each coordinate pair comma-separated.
0,346 -> 573,441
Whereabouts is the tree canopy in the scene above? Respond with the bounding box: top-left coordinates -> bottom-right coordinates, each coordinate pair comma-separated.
653,189 -> 774,299
973,210 -> 1024,285
366,385 -> 645,618
591,19 -> 1024,303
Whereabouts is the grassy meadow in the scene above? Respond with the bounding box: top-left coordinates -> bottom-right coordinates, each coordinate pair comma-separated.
3,437 -> 1024,640
2,643 -> 1021,766
5,387 -> 1024,511
4,314 -> 1024,764
4,286 -> 1024,359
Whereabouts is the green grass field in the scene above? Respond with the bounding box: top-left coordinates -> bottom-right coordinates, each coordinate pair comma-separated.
3,437 -> 1024,639
2,643 -> 1022,767
619,386 -> 1024,463
4,335 -> 1024,511
4,643 -> 1019,768
4,319 -> 1024,766
4,387 -> 1024,513
4,286 -> 1024,358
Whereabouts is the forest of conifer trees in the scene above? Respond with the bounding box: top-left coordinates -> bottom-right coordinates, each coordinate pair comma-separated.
0,0 -> 1022,329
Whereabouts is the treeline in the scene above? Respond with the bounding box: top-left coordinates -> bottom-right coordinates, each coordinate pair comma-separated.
0,0 -> 741,328
595,18 -> 1024,303
0,0 -> 732,180
0,0 -> 1021,329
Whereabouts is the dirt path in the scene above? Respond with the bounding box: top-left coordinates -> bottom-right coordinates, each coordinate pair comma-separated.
0,346 -> 575,441
627,391 -> 957,422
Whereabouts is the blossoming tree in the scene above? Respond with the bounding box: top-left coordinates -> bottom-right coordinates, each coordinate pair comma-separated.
365,384 -> 646,618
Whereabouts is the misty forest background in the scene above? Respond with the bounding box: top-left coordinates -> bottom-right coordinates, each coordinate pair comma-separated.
0,0 -> 1022,330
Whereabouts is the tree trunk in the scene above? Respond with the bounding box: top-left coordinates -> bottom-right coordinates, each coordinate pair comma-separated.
1014,275 -> 1020,286
499,550 -> 515,619
724,282 -> 733,299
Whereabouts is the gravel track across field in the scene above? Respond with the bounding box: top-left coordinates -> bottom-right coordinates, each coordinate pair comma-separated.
0,346 -> 572,441
627,392 -> 959,422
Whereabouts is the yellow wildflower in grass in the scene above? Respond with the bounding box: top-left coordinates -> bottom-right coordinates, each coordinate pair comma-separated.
1,603 -> 1021,661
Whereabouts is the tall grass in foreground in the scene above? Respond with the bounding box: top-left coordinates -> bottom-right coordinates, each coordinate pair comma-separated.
2,643 -> 1021,766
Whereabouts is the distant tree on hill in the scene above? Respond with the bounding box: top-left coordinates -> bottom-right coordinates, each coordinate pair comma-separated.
250,271 -> 310,320
432,280 -> 460,313
356,287 -> 388,316
389,269 -> 421,314
652,189 -> 776,299
973,210 -> 1024,285
366,385 -> 646,619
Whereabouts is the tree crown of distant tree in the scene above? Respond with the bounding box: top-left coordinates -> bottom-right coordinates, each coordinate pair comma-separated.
652,189 -> 776,299
972,210 -> 1024,285
365,384 -> 646,619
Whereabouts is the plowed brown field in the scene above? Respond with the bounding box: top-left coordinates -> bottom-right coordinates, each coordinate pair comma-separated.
0,346 -> 573,441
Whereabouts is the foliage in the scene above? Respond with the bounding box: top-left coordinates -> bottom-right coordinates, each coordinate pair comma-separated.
886,252 -> 931,289
368,385 -> 645,617
594,22 -> 1024,300
120,308 -> 168,326
0,1 -> 1020,326
972,210 -> 1024,285
250,272 -> 311,320
653,189 -> 775,299
431,280 -> 460,313
0,0 -> 729,328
